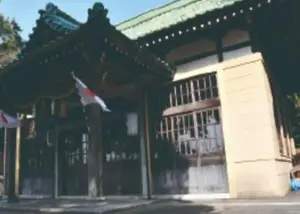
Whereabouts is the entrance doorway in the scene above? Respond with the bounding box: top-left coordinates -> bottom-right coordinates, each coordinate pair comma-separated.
57,114 -> 142,196
58,125 -> 88,196
57,97 -> 142,196
103,113 -> 141,195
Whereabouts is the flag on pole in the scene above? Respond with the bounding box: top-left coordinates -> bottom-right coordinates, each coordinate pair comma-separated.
72,73 -> 111,112
0,110 -> 21,128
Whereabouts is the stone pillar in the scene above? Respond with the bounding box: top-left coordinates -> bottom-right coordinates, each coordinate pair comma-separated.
86,104 -> 103,197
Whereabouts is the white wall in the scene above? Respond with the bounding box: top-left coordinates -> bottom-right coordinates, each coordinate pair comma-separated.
167,28 -> 252,76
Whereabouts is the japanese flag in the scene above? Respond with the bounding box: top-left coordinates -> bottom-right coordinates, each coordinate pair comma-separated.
72,73 -> 110,112
0,110 -> 21,128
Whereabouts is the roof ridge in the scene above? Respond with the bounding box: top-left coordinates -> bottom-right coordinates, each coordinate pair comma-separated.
43,2 -> 82,25
17,2 -> 82,59
116,0 -> 200,30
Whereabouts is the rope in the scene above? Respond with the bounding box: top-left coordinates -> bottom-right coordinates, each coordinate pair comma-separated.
15,86 -> 76,109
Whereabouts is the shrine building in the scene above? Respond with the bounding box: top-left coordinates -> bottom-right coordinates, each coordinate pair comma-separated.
0,0 -> 299,200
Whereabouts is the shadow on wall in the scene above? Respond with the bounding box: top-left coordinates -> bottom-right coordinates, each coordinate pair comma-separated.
150,136 -> 190,194
148,86 -> 189,194
148,86 -> 228,195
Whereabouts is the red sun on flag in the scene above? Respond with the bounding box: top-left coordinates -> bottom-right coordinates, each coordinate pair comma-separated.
85,88 -> 95,97
0,113 -> 8,124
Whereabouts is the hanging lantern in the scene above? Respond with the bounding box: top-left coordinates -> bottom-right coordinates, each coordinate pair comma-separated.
126,112 -> 138,136
51,100 -> 55,115
59,101 -> 67,118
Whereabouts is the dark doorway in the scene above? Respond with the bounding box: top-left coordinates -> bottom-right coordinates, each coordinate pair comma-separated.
58,125 -> 88,196
103,112 -> 141,195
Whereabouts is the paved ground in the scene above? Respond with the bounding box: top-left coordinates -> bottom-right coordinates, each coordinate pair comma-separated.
2,197 -> 300,213
0,198 -> 156,214
106,200 -> 300,214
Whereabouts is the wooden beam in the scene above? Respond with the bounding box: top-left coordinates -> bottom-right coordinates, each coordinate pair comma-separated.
163,99 -> 220,117
100,83 -> 139,99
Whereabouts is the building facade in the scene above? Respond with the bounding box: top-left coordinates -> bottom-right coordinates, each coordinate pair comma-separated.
116,0 -> 298,198
1,0 -> 299,201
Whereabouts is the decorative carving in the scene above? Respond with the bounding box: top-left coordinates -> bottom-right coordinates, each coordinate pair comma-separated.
45,3 -> 58,14
87,2 -> 109,22
100,52 -> 106,63
101,72 -> 108,87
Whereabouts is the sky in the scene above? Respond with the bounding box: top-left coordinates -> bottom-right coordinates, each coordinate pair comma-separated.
0,0 -> 171,40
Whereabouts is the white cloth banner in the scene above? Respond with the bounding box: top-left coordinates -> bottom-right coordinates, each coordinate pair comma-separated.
0,110 -> 20,128
72,73 -> 110,112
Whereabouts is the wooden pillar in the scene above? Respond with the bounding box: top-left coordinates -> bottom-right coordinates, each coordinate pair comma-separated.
80,49 -> 106,197
14,125 -> 21,196
139,92 -> 152,199
3,128 -> 9,196
53,127 -> 59,198
247,13 -> 260,53
86,104 -> 103,197
7,126 -> 19,202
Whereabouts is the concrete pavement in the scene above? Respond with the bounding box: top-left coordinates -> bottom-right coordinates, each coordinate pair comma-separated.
1,196 -> 300,214
0,198 -> 158,214
106,200 -> 300,214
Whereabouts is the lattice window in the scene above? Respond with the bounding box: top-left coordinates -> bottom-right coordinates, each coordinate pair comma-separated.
153,73 -> 227,194
193,74 -> 218,102
64,136 -> 80,165
170,82 -> 193,107
26,105 -> 36,139
157,107 -> 223,157
82,133 -> 88,164
163,73 -> 219,109
195,108 -> 223,155
156,72 -> 223,158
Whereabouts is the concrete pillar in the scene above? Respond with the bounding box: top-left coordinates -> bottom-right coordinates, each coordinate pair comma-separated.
218,53 -> 292,198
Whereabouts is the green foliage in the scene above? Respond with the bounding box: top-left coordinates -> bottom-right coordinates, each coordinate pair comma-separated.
288,93 -> 300,147
0,13 -> 23,67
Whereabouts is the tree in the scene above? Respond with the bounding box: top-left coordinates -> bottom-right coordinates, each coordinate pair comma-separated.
288,93 -> 300,148
0,13 -> 23,68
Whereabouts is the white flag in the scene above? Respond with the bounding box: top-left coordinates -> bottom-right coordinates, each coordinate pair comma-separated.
72,74 -> 110,112
0,110 -> 21,128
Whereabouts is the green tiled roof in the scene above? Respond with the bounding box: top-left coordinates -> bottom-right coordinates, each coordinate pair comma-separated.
2,2 -> 174,75
116,0 -> 243,40
16,3 -> 81,59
